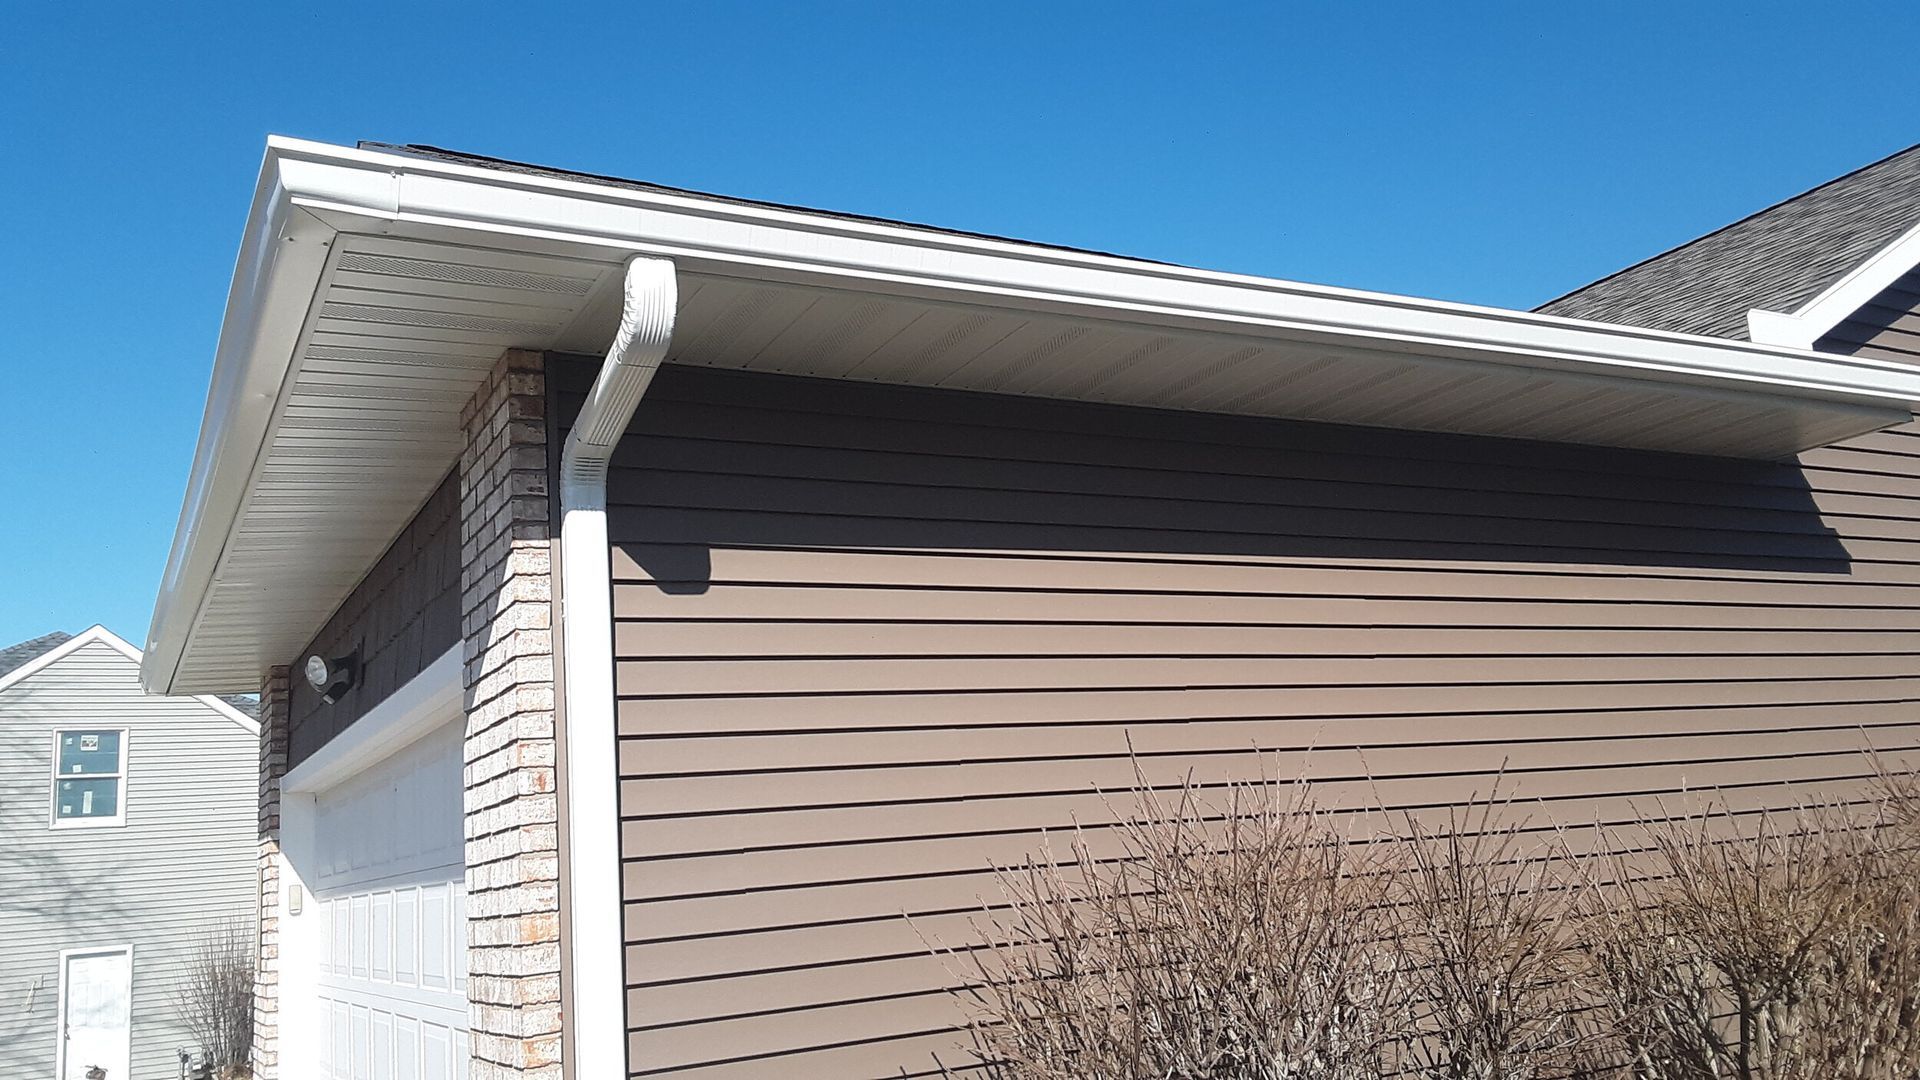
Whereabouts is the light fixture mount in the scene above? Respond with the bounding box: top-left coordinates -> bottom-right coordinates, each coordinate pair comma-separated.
303,651 -> 357,704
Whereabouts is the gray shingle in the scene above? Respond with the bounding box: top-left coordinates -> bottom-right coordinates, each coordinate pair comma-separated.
0,631 -> 73,680
217,694 -> 261,719
1538,143 -> 1920,340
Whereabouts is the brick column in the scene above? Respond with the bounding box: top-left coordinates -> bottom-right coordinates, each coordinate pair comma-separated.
459,349 -> 564,1079
253,667 -> 292,1079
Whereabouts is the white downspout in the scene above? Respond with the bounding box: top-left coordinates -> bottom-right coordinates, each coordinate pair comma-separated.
557,256 -> 676,1079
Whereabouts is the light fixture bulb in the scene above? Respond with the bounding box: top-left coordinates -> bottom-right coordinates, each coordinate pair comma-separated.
304,654 -> 331,690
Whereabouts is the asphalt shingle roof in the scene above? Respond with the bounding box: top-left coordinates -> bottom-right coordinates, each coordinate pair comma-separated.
218,694 -> 261,719
0,630 -> 73,680
1537,143 -> 1920,340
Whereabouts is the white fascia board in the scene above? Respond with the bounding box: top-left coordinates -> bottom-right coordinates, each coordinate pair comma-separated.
1749,217 -> 1920,350
269,137 -> 1920,411
142,146 -> 344,697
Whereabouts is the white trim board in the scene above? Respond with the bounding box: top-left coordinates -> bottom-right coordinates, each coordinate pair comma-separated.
282,646 -> 463,795
0,624 -> 259,734
1749,217 -> 1920,350
47,726 -> 130,831
276,649 -> 466,1080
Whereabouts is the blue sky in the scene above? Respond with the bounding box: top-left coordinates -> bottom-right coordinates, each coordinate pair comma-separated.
3,2 -> 1917,656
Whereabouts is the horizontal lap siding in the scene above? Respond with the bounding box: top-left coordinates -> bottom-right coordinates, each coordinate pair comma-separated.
559,359 -> 1920,1078
0,642 -> 258,1080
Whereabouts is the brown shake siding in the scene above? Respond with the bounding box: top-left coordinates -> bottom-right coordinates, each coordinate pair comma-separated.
558,355 -> 1920,1078
287,469 -> 462,767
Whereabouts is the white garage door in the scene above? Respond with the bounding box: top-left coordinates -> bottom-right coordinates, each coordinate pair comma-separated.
311,723 -> 469,1080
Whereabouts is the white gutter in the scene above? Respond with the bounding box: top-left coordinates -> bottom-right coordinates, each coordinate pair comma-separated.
555,256 -> 677,1080
272,138 -> 1920,411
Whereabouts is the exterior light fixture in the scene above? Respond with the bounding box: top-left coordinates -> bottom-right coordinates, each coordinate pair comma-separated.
303,652 -> 356,704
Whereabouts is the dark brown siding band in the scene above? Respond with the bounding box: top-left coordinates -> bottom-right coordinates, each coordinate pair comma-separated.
286,469 -> 462,767
554,354 -> 1920,1079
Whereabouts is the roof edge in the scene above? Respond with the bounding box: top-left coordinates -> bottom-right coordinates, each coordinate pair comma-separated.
1749,215 -> 1920,349
4,625 -> 261,734
360,141 -> 1161,267
142,142 -> 345,698
1535,140 -> 1920,313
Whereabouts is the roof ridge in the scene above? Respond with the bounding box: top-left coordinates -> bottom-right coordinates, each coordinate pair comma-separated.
1536,140 -> 1920,313
0,629 -> 75,679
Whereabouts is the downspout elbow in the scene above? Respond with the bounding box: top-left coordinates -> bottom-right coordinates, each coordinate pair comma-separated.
560,256 -> 679,510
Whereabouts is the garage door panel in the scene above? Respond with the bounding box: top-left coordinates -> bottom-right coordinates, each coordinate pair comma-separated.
319,879 -> 469,1079
311,722 -> 467,1080
316,725 -> 464,894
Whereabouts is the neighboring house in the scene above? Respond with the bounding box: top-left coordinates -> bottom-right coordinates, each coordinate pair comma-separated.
0,626 -> 259,1080
139,138 -> 1920,1080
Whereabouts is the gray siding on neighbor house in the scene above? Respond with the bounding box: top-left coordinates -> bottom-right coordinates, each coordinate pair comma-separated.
0,638 -> 258,1079
560,359 -> 1920,1078
289,470 -> 461,768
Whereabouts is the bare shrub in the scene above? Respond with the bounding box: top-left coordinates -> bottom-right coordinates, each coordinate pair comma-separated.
938,775 -> 1403,1079
934,757 -> 1920,1080
1572,795 -> 1920,1080
1390,797 -> 1593,1079
1872,753 -> 1920,834
172,917 -> 255,1079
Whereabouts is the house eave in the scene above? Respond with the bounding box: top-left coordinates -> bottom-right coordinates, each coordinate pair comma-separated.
143,137 -> 1920,695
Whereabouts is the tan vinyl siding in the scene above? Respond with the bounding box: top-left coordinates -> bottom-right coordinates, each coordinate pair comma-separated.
567,358 -> 1920,1078
0,640 -> 258,1079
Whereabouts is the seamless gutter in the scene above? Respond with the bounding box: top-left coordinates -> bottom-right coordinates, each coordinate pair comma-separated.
281,138 -> 1920,402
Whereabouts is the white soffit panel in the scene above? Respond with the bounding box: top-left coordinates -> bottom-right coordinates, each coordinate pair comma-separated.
145,138 -> 1920,694
163,234 -> 618,692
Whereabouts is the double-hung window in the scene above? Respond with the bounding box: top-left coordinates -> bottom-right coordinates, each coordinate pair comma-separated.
50,729 -> 127,827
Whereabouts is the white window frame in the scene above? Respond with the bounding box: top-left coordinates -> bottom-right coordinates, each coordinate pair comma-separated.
48,728 -> 130,830
54,942 -> 135,1080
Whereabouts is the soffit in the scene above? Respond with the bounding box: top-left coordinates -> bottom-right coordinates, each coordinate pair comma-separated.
173,229 -> 1902,691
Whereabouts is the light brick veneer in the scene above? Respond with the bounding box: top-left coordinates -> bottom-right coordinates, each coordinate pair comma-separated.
252,666 -> 292,1080
459,349 -> 564,1079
